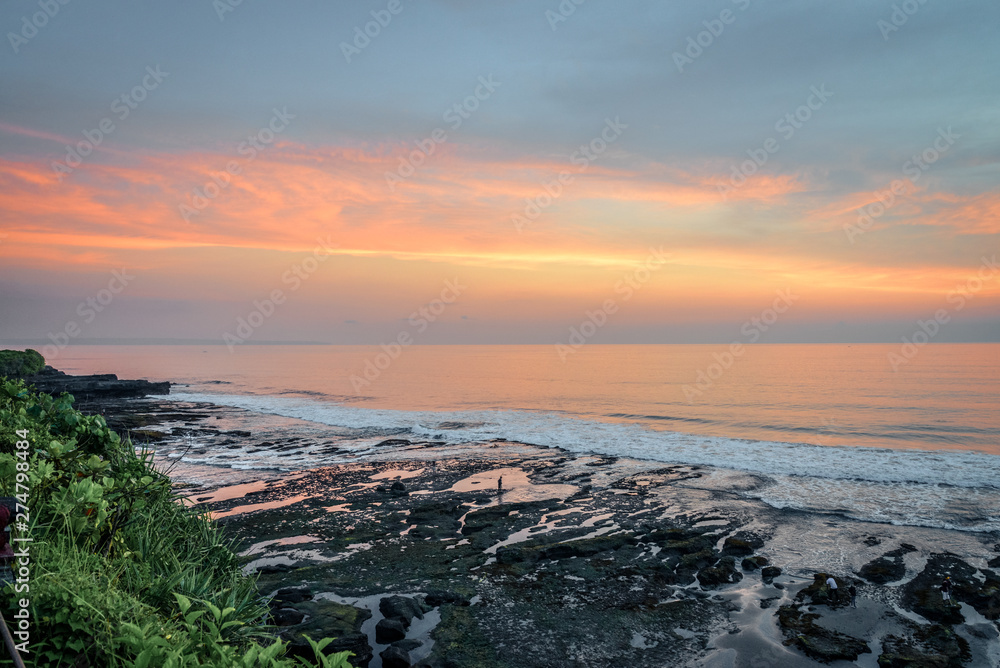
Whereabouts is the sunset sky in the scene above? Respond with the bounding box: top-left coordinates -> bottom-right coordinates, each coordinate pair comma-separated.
1,0 -> 998,345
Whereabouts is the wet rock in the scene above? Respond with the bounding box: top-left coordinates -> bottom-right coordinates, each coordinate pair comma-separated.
741,556 -> 768,571
988,555 -> 1000,569
379,595 -> 427,627
864,536 -> 882,547
761,566 -> 782,583
280,598 -> 371,666
273,586 -> 312,605
798,573 -> 851,607
900,555 -> 985,624
376,617 -> 408,644
697,556 -> 743,588
879,623 -> 971,667
22,366 -> 171,399
539,533 -> 637,561
424,590 -> 471,607
271,607 -> 305,626
380,644 -> 411,668
496,546 -> 528,565
721,532 -> 764,557
859,550 -> 907,584
375,439 -> 412,447
777,604 -> 871,662
391,481 -> 406,491
255,563 -> 293,574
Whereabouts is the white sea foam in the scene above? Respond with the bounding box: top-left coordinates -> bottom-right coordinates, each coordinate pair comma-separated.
168,391 -> 1000,531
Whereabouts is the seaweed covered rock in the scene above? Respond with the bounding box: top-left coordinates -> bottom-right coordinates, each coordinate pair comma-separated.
742,555 -> 769,571
798,573 -> 851,607
859,545 -> 913,584
281,598 -> 372,665
898,555 -> 999,624
697,556 -> 743,588
761,566 -> 782,583
720,532 -> 764,557
878,623 -> 971,667
777,605 -> 871,662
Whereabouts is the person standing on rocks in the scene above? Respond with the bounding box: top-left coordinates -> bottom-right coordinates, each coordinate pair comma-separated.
848,584 -> 857,608
941,576 -> 955,606
826,575 -> 839,604
497,476 -> 503,496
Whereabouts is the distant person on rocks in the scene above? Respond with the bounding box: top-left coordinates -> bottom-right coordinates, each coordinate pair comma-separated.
941,577 -> 955,606
848,584 -> 857,608
826,575 -> 839,604
497,476 -> 503,496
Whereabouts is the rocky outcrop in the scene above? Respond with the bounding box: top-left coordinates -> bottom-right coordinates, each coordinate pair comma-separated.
859,545 -> 915,584
901,554 -> 1000,623
22,366 -> 170,400
777,605 -> 871,662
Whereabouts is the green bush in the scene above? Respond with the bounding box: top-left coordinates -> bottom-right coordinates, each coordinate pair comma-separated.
0,349 -> 45,378
0,379 -> 354,668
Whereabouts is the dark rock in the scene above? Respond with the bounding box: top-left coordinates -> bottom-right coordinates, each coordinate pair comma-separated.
899,543 -> 918,554
863,536 -> 882,547
22,366 -> 170,399
777,604 -> 871,662
721,532 -> 764,557
380,644 -> 411,668
879,623 -> 971,667
255,563 -> 293,574
392,639 -> 423,652
741,556 -> 768,571
280,599 -> 371,666
495,545 -> 526,565
859,553 -> 906,584
759,596 -> 779,609
697,556 -> 743,588
900,555 -> 986,624
988,555 -> 1000,569
390,481 -> 406,491
376,617 -> 408,644
798,573 -> 850,607
375,439 -> 411,447
761,566 -> 782,583
273,586 -> 312,605
271,607 -> 305,626
539,533 -> 637,561
424,590 -> 471,607
379,595 -> 426,627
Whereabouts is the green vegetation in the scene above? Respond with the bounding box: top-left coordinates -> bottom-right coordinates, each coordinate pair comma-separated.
0,350 -> 44,379
0,372 -> 354,667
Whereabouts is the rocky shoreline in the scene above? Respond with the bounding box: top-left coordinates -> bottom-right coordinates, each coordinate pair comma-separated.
23,372 -> 1000,667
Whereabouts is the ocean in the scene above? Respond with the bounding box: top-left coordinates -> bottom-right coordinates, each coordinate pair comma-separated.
46,343 -> 1000,533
